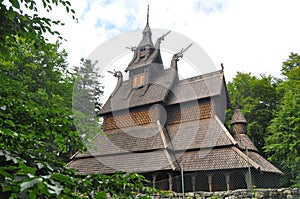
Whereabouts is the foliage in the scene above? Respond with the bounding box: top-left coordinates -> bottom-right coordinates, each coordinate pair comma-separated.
0,0 -> 159,198
73,58 -> 103,114
72,58 -> 104,149
81,173 -> 162,199
227,55 -> 300,188
0,36 -> 80,197
264,53 -> 300,188
226,72 -> 281,155
0,0 -> 75,56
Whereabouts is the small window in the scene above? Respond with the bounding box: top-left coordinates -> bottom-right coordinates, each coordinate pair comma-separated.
132,75 -> 145,88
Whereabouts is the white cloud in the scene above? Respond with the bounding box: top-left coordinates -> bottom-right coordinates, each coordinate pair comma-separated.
53,0 -> 300,81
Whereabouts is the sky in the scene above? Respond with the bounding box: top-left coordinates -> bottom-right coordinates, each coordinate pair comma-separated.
48,0 -> 300,83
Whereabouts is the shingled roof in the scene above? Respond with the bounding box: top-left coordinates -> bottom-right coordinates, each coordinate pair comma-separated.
177,146 -> 283,174
84,123 -> 164,156
99,68 -> 177,115
99,69 -> 226,115
166,116 -> 235,151
231,106 -> 247,124
167,70 -> 226,105
68,149 -> 173,175
69,107 -> 282,175
233,134 -> 258,152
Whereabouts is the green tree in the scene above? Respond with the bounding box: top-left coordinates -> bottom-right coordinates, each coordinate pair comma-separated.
0,36 -> 82,198
0,0 -> 75,56
73,59 -> 103,115
264,53 -> 300,187
0,40 -> 159,197
0,1 -> 159,198
72,58 -> 104,146
226,72 -> 280,155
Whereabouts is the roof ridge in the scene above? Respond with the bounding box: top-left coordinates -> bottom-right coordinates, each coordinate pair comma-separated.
157,120 -> 180,171
178,70 -> 223,85
233,134 -> 258,152
214,115 -> 237,145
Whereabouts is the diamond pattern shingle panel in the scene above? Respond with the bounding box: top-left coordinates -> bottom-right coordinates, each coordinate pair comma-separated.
176,148 -> 250,171
166,118 -> 233,150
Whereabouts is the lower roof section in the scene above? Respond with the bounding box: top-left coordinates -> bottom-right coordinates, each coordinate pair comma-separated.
176,147 -> 250,171
68,149 -> 172,175
68,146 -> 282,175
177,146 -> 282,174
247,151 -> 282,174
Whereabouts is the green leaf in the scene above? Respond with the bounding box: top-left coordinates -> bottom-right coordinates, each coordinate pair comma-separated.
5,119 -> 15,127
45,182 -> 62,195
95,191 -> 107,199
7,8 -> 15,20
18,163 -> 36,175
51,173 -> 70,183
0,168 -> 14,179
9,0 -> 20,9
20,178 -> 42,192
138,196 -> 151,199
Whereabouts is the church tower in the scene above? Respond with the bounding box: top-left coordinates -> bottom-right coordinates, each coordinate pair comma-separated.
125,5 -> 165,90
231,102 -> 247,135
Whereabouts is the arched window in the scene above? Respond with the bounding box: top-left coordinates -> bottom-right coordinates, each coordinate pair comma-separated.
230,172 -> 247,190
155,173 -> 169,191
172,174 -> 182,193
195,172 -> 209,191
184,174 -> 193,192
143,174 -> 153,188
212,172 -> 227,191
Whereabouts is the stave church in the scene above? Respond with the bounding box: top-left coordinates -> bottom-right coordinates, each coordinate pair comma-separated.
68,7 -> 282,192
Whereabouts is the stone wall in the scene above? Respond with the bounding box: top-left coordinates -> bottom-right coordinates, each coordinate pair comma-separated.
154,188 -> 300,199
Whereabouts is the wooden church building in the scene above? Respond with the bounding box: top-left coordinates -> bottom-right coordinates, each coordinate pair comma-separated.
68,8 -> 282,192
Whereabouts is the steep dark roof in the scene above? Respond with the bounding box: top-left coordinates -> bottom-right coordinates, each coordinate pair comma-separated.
99,68 -> 176,115
166,70 -> 226,105
248,151 -> 283,174
73,115 -> 234,160
231,107 -> 247,124
69,145 -> 282,174
137,5 -> 154,49
177,147 -> 253,171
233,134 -> 258,152
100,69 -> 226,115
85,123 -> 164,156
69,66 -> 283,175
68,149 -> 172,175
177,146 -> 282,174
137,23 -> 154,48
166,116 -> 235,150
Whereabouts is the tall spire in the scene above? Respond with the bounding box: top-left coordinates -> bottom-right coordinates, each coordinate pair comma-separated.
138,5 -> 154,48
147,4 -> 149,25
